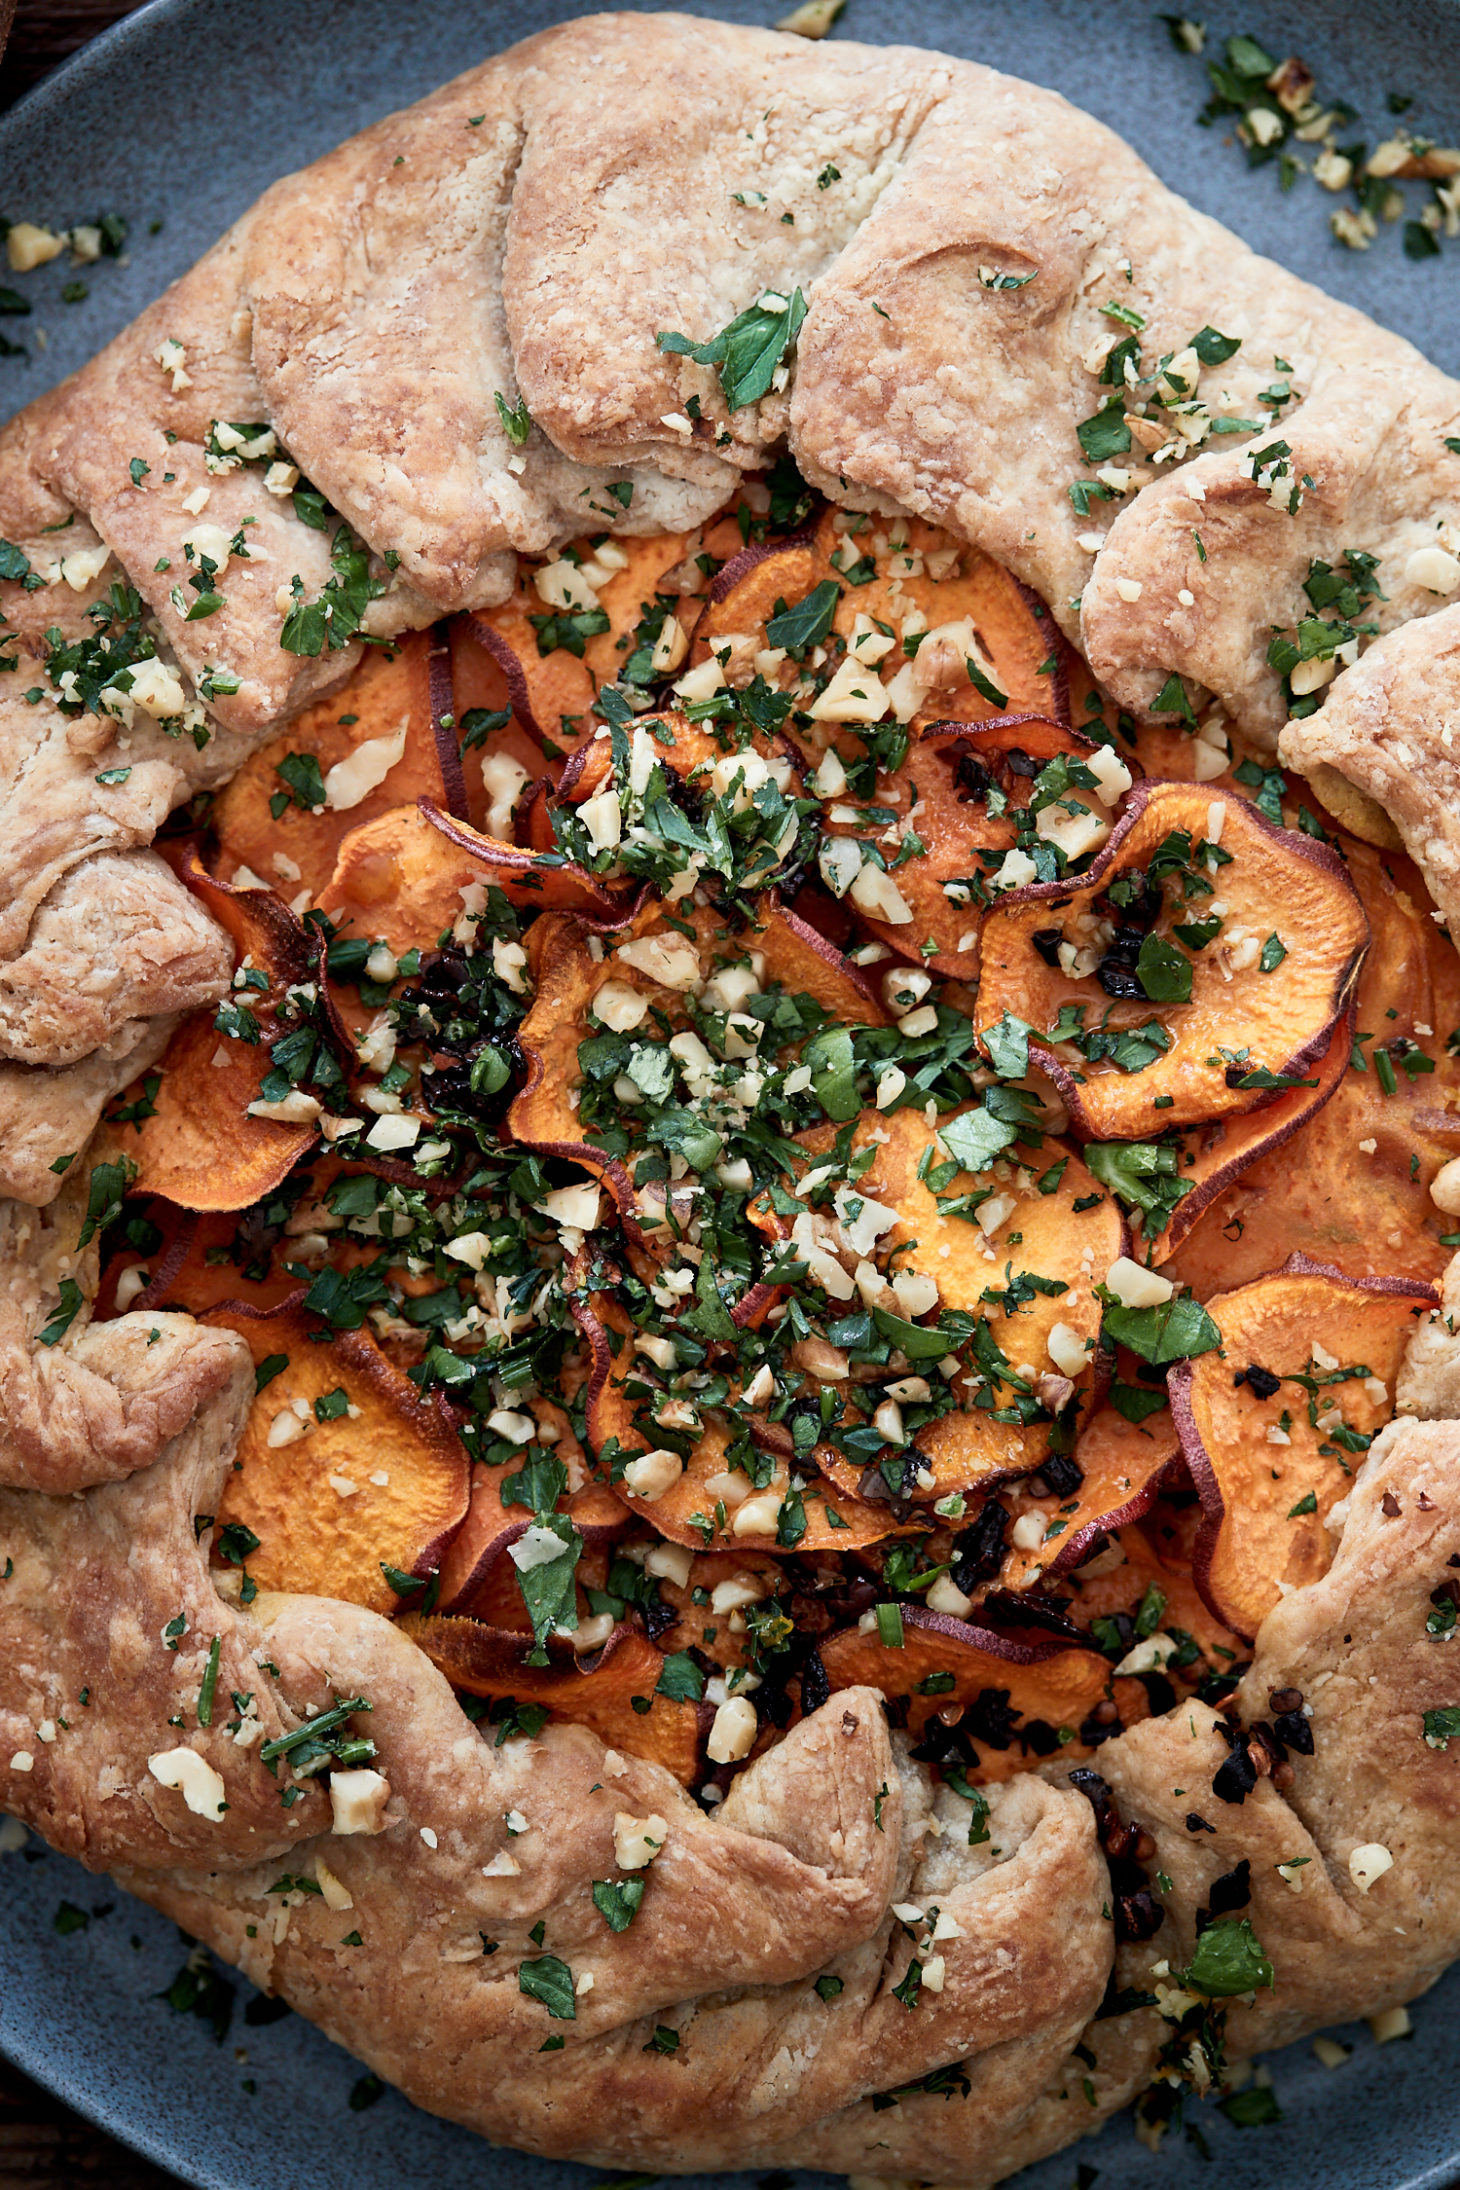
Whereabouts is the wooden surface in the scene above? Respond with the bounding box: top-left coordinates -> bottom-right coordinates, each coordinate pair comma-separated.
0,0 -> 147,107
0,32 -> 178,2190
0,2059 -> 180,2188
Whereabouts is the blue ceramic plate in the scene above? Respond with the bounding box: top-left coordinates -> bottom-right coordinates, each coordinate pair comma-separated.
3,4 -> 1459,2184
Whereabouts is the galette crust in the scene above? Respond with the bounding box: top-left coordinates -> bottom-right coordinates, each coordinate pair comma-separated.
2,16 -> 1460,2183
1279,604 -> 1460,935
0,1333 -> 1453,2180
4,9 -> 1459,1106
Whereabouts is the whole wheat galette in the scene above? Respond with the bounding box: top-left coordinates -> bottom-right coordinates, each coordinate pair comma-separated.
4,12 -> 1460,2184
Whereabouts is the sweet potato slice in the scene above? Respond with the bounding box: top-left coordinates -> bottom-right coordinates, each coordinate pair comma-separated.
754,894 -> 889,1023
112,851 -> 326,1212
578,531 -> 709,687
459,531 -> 707,763
994,1401 -> 1180,1593
1100,1001 -> 1353,1268
402,1616 -> 705,1784
576,1292 -> 900,1553
509,898 -> 883,1251
652,1550 -> 788,1670
438,1461 -> 628,1617
759,1105 -> 1123,1503
689,514 -> 1061,757
820,715 -> 1102,978
319,800 -> 637,962
1065,1517 -> 1246,1671
1167,839 -> 1460,1288
814,1607 -> 1122,1783
100,1202 -> 304,1321
211,631 -> 442,906
976,780 -> 1369,1137
461,600 -> 597,758
1170,1256 -> 1436,1640
203,1297 -> 470,1618
442,608 -> 555,814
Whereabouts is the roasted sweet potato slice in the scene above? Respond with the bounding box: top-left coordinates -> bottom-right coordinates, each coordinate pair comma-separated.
548,705 -> 812,900
1168,839 -> 1460,1288
203,1297 -> 470,1617
460,601 -> 597,759
1065,1517 -> 1246,1671
459,532 -> 706,763
652,1550 -> 788,1670
100,1202 -> 304,1321
402,1616 -> 705,1784
814,1607 -> 1126,1783
820,715 -> 1105,978
555,711 -> 734,805
689,512 -> 1062,759
319,800 -> 637,961
1133,1003 -> 1354,1265
112,851 -> 328,1212
994,1400 -> 1180,1592
438,1460 -> 628,1617
691,537 -> 820,671
976,781 -> 1369,1137
510,898 -> 883,1251
576,1291 -> 900,1552
1170,1256 -> 1436,1639
755,1105 -> 1123,1503
212,631 -> 443,906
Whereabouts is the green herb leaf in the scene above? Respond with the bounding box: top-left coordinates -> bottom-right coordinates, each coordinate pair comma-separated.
38,1277 -> 84,1349
1178,1916 -> 1274,1996
1134,932 -> 1193,1004
1190,325 -> 1242,365
494,391 -> 532,445
654,1652 -> 705,1702
939,1104 -> 1018,1175
1076,400 -> 1132,462
1151,673 -> 1197,727
1423,1705 -> 1460,1749
1085,1140 -> 1194,1234
518,1952 -> 577,2019
76,1155 -> 137,1250
1102,1293 -> 1222,1365
656,287 -> 807,411
592,1878 -> 646,1932
980,1011 -> 1035,1080
1221,2086 -> 1283,2128
764,578 -> 841,660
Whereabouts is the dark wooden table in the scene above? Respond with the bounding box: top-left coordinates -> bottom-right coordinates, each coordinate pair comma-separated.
0,6 -> 177,2183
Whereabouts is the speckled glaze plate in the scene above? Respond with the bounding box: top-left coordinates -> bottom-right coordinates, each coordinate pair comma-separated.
2,3 -> 1460,2185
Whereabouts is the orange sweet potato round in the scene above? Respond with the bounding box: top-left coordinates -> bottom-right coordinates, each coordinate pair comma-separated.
510,898 -> 885,1264
211,630 -> 444,906
574,1290 -> 903,1553
117,852 -> 328,1212
990,1400 -> 1180,1594
401,1616 -> 705,1785
204,1296 -> 470,1617
320,799 -> 640,963
688,512 -> 1064,754
813,1606 -> 1131,1784
975,780 -> 1369,1137
1167,839 -> 1460,1289
820,715 -> 1103,979
1171,1255 -> 1436,1640
1065,1518 -> 1247,1671
755,1105 -> 1124,1504
1137,1002 -> 1354,1266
